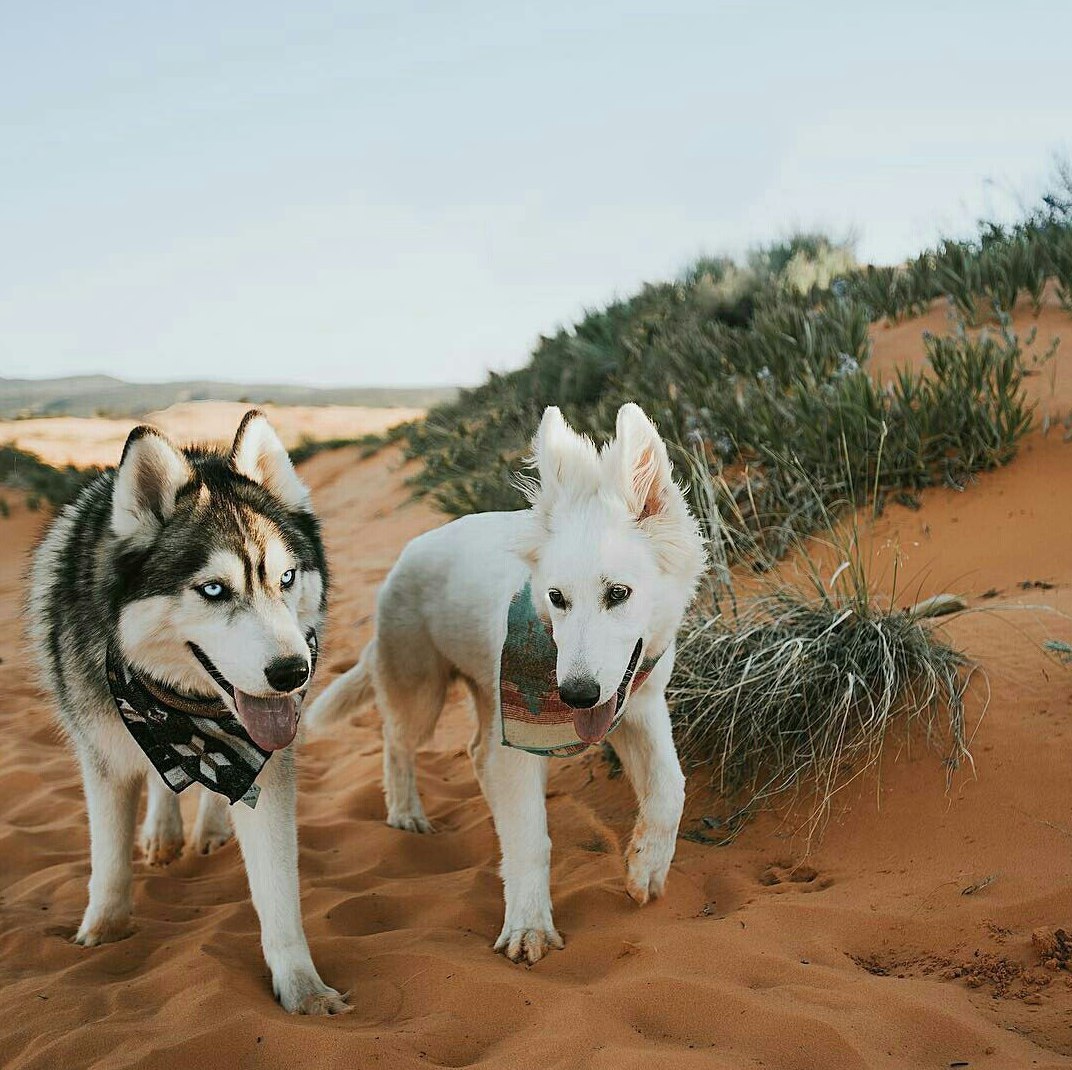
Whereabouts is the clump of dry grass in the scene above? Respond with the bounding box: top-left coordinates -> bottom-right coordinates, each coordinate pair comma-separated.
669,459 -> 980,844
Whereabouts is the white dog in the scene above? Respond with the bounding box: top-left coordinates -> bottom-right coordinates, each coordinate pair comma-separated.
309,403 -> 706,963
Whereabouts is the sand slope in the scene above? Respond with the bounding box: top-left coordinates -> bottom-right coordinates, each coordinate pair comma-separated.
0,400 -> 423,469
4,305 -> 1072,1067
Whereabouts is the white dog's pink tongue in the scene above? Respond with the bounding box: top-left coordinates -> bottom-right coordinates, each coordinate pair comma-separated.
572,695 -> 618,745
233,691 -> 299,751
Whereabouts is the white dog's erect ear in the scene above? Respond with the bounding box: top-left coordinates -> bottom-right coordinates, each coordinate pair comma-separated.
111,426 -> 192,541
611,403 -> 675,521
529,406 -> 601,504
608,403 -> 708,583
231,410 -> 311,511
514,406 -> 601,566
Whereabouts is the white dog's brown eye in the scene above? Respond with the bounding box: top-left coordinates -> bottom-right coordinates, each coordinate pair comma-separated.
280,569 -> 296,590
548,588 -> 567,610
606,584 -> 632,607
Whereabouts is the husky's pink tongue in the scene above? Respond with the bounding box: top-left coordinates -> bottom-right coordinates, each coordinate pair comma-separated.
233,691 -> 300,751
572,695 -> 619,745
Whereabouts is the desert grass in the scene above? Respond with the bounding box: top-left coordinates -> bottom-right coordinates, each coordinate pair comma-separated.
670,460 -> 979,845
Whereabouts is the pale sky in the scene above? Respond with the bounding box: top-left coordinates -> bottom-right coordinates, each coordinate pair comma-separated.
3,1 -> 1071,387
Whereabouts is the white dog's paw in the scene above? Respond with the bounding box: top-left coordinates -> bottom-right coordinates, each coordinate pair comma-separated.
139,829 -> 184,867
386,812 -> 435,834
73,911 -> 134,947
494,925 -> 564,965
625,826 -> 675,905
275,971 -> 352,1016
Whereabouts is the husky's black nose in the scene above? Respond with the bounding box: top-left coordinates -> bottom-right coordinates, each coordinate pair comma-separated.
559,676 -> 601,709
265,655 -> 310,693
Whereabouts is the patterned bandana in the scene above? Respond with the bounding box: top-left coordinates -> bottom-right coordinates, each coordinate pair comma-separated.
106,631 -> 318,809
498,581 -> 662,757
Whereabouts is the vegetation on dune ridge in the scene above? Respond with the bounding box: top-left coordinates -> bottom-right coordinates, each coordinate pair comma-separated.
403,174 -> 1072,522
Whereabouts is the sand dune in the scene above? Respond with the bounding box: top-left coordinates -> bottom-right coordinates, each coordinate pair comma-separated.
0,400 -> 423,468
5,306 -> 1072,1066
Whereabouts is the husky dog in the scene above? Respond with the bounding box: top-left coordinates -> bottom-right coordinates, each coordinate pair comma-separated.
29,411 -> 349,1015
309,403 -> 705,964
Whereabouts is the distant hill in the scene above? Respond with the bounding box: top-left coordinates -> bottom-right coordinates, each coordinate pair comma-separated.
0,375 -> 456,419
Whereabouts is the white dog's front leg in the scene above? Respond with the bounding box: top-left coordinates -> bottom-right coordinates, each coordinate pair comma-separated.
478,738 -> 562,964
230,752 -> 350,1015
611,682 -> 686,905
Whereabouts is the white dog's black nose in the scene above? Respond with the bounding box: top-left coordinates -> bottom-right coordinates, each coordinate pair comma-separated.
265,655 -> 310,693
559,676 -> 601,709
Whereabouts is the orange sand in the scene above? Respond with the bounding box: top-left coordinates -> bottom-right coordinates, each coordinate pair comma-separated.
4,304 -> 1072,1067
0,400 -> 424,468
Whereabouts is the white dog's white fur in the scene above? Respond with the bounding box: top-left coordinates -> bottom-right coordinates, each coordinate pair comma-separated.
309,403 -> 706,963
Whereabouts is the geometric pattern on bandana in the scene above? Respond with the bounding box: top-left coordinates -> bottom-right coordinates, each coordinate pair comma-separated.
498,581 -> 662,758
106,631 -> 317,809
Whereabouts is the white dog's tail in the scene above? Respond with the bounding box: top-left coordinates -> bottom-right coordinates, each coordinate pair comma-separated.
305,640 -> 375,734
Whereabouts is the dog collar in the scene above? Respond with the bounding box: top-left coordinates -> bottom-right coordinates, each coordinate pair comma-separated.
106,630 -> 318,808
498,581 -> 663,757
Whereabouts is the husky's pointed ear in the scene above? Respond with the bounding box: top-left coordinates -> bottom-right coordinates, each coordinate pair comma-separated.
111,426 -> 192,541
611,403 -> 675,521
231,409 -> 310,511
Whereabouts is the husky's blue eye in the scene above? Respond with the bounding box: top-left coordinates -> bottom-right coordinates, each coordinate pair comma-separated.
197,581 -> 229,601
280,569 -> 296,590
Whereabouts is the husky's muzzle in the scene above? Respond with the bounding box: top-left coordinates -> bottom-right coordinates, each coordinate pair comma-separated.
188,631 -> 317,752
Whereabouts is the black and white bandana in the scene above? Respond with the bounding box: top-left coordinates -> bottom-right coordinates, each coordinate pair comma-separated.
106,631 -> 318,809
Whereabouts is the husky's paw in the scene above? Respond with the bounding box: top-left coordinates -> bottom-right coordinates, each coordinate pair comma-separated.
386,812 -> 435,834
275,972 -> 352,1016
73,913 -> 134,947
139,831 -> 185,867
494,925 -> 564,965
625,826 -> 675,905
191,820 -> 232,855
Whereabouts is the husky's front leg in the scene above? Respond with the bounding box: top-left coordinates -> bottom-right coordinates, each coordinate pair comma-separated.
140,772 -> 184,866
478,737 -> 563,964
612,672 -> 686,905
192,787 -> 233,855
230,751 -> 349,1015
75,751 -> 141,945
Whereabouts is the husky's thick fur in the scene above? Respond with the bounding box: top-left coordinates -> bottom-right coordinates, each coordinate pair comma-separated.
309,403 -> 705,964
29,411 -> 349,1014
